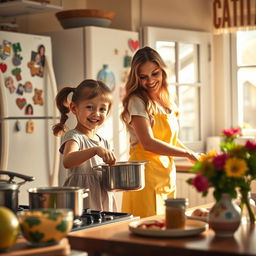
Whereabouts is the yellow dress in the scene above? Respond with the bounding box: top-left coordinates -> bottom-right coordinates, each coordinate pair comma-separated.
122,112 -> 179,218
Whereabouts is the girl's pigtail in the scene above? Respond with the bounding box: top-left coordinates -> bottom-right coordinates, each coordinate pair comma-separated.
52,87 -> 75,136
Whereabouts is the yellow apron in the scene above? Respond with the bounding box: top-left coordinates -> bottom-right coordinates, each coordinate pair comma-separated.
122,112 -> 179,218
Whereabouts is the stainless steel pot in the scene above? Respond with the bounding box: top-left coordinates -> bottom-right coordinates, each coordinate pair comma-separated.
94,161 -> 148,192
0,170 -> 35,212
28,187 -> 88,217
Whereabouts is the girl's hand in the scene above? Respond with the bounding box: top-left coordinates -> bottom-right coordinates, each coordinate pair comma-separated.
95,146 -> 116,165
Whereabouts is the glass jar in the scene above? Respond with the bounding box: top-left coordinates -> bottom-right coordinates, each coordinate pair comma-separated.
165,198 -> 188,229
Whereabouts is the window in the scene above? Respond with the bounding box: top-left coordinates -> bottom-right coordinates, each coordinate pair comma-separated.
144,27 -> 213,152
231,31 -> 256,131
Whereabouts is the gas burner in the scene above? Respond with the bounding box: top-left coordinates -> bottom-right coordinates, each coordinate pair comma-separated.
73,218 -> 83,227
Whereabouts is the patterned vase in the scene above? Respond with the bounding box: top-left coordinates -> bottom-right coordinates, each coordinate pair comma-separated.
209,193 -> 241,237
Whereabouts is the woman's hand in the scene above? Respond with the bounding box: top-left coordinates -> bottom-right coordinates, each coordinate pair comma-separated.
95,146 -> 116,165
186,151 -> 201,163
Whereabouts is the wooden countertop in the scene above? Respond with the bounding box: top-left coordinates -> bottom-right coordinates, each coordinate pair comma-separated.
175,159 -> 193,172
67,212 -> 256,256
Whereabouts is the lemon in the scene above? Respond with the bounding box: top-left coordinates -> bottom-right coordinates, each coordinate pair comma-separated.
0,206 -> 19,251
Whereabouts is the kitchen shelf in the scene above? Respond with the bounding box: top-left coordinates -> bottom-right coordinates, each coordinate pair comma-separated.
0,0 -> 63,17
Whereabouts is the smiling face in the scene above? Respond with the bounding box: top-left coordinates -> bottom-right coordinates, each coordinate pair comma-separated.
138,61 -> 163,98
71,95 -> 110,135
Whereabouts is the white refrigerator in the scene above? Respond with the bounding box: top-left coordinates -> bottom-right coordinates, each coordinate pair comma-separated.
0,31 -> 60,205
47,26 -> 139,187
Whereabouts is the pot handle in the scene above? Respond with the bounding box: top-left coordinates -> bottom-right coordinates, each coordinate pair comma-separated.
0,170 -> 35,185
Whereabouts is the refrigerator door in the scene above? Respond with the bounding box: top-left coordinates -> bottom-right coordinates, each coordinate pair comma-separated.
84,26 -> 139,161
0,31 -> 55,118
0,118 -> 58,205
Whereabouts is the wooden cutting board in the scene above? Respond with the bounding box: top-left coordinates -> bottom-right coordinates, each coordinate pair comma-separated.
0,237 -> 70,256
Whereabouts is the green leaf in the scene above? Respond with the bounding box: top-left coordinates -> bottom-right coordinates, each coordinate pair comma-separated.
29,231 -> 44,242
25,217 -> 41,227
56,220 -> 68,232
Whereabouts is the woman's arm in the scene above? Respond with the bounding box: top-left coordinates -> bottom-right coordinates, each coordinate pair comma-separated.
131,116 -> 200,162
62,140 -> 116,168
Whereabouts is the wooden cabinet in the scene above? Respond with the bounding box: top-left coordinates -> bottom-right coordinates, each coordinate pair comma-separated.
176,172 -> 214,207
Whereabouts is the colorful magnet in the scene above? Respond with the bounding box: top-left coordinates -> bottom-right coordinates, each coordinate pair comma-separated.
5,76 -> 16,94
32,88 -> 44,105
97,64 -> 116,92
12,54 -> 22,66
12,42 -> 22,53
2,40 -> 12,59
12,67 -> 22,81
38,44 -> 46,67
0,63 -> 7,73
128,39 -> 139,52
27,61 -> 42,77
26,120 -> 35,134
15,120 -> 21,132
24,81 -> 33,93
25,104 -> 33,115
114,48 -> 119,55
16,98 -> 27,109
123,50 -> 132,68
16,83 -> 24,96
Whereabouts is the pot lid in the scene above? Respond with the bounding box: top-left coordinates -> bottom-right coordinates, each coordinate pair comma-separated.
0,181 -> 19,190
99,161 -> 149,167
28,186 -> 85,193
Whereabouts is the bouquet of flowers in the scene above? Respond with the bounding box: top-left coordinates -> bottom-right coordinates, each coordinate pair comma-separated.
187,128 -> 256,223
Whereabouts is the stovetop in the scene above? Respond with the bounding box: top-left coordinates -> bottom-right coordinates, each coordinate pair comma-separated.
18,205 -> 137,232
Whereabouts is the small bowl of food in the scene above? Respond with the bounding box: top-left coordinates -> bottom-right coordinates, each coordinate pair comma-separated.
17,209 -> 73,247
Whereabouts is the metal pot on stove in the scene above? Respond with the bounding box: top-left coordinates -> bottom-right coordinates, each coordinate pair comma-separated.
93,161 -> 148,192
0,170 -> 35,212
28,187 -> 89,218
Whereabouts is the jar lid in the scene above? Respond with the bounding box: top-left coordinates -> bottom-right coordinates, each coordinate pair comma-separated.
165,198 -> 188,206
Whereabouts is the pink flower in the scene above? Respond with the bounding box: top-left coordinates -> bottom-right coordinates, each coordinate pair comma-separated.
222,128 -> 241,137
213,153 -> 229,170
245,140 -> 256,151
192,174 -> 210,192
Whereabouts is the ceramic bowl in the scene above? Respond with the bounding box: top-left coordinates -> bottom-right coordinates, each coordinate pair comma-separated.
17,209 -> 73,247
56,9 -> 116,29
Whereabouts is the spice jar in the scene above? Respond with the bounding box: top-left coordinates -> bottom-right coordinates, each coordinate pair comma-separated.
165,198 -> 188,229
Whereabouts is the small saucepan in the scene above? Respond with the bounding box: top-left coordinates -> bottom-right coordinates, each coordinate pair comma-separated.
0,170 -> 35,212
28,186 -> 89,218
93,161 -> 148,192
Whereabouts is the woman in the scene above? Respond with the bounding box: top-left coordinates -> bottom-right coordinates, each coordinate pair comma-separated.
121,46 -> 200,217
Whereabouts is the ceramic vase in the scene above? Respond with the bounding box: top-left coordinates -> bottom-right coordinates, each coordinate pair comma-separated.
209,193 -> 241,237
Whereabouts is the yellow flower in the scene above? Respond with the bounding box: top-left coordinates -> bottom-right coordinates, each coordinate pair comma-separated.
224,158 -> 248,177
199,150 -> 217,162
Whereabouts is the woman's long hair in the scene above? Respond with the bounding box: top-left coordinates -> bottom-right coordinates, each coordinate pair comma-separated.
52,79 -> 112,136
121,46 -> 176,126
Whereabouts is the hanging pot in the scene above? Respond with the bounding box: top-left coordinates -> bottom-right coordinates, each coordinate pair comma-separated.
93,161 -> 148,192
0,170 -> 35,212
28,187 -> 89,218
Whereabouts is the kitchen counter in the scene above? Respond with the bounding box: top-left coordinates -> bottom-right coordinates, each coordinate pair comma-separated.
67,212 -> 256,256
175,159 -> 193,172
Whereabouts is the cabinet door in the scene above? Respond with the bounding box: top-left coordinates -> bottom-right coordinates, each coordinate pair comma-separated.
176,172 -> 214,207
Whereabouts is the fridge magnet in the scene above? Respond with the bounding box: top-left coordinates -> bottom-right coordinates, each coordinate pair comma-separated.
38,44 -> 46,67
16,98 -> 27,110
123,50 -> 132,68
122,69 -> 129,83
16,83 -> 25,96
12,54 -> 23,66
5,76 -> 16,94
1,40 -> 12,59
26,120 -> 35,134
114,48 -> 119,55
0,63 -> 7,73
32,88 -> 44,105
24,81 -> 33,93
12,67 -> 22,81
97,64 -> 116,92
15,120 -> 21,132
128,39 -> 139,52
12,42 -> 22,53
25,104 -> 33,115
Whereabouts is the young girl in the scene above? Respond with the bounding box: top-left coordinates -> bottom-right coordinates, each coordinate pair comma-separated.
53,79 -> 117,211
121,46 -> 201,218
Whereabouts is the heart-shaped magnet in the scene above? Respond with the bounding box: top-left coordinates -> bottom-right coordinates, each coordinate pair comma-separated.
16,98 -> 27,109
128,39 -> 139,52
0,63 -> 7,73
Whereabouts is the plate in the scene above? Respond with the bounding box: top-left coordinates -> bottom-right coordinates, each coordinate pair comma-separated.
185,209 -> 209,222
129,219 -> 208,237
